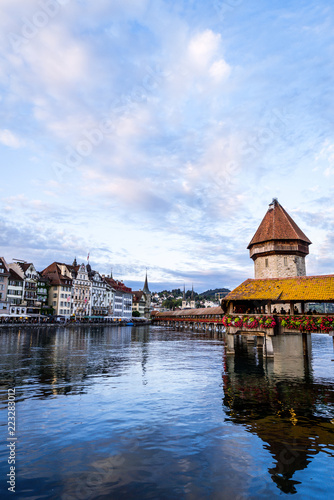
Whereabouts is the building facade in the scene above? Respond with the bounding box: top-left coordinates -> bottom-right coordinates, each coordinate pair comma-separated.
7,267 -> 26,316
104,275 -> 132,320
69,262 -> 92,318
132,291 -> 147,316
89,268 -> 109,317
0,257 -> 10,316
37,274 -> 51,315
42,262 -> 73,318
13,261 -> 41,316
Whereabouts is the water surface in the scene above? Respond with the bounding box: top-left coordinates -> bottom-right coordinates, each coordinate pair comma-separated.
0,325 -> 333,499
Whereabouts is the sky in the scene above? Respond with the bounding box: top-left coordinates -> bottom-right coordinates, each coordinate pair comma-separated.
0,0 -> 334,293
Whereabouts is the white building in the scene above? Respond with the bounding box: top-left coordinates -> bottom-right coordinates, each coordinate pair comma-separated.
13,261 -> 40,316
88,268 -> 109,317
104,275 -> 132,320
69,262 -> 92,318
7,267 -> 26,316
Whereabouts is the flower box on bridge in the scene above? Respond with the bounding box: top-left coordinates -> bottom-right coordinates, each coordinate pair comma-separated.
222,314 -> 277,336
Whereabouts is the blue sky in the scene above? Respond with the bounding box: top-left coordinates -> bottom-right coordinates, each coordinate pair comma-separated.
0,0 -> 334,292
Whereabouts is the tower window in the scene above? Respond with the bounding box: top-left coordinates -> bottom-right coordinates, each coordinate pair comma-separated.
265,258 -> 269,267
284,257 -> 288,266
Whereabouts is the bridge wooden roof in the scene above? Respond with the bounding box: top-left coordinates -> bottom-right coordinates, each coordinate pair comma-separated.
223,274 -> 334,302
155,306 -> 223,318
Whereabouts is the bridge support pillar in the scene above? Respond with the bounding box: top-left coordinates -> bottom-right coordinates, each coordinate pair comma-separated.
226,334 -> 235,355
264,335 -> 274,358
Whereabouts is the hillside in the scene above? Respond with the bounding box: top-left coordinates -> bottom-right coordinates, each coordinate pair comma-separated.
198,288 -> 230,300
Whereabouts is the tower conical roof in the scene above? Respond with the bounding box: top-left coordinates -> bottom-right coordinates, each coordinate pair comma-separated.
248,199 -> 311,249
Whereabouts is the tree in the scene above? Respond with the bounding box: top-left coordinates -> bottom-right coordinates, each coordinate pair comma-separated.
162,297 -> 182,310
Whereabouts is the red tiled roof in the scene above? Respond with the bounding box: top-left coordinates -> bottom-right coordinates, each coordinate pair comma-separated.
18,262 -> 32,273
132,291 -> 144,303
248,199 -> 311,248
41,262 -> 72,286
0,257 -> 10,275
223,275 -> 334,302
104,277 -> 132,293
9,268 -> 23,281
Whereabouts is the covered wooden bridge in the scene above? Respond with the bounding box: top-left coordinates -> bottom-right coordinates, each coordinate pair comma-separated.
152,274 -> 334,338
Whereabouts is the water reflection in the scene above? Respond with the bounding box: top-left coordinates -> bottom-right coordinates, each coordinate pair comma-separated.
0,326 -> 140,401
222,334 -> 334,494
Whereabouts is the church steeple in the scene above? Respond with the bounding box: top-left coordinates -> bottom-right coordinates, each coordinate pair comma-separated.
183,284 -> 186,301
190,285 -> 195,308
143,269 -> 150,294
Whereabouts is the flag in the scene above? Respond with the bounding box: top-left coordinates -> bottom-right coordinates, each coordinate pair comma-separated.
87,253 -> 90,261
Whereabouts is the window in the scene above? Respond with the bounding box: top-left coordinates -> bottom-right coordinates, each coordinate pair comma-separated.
53,293 -> 57,298
265,258 -> 269,268
284,257 -> 288,266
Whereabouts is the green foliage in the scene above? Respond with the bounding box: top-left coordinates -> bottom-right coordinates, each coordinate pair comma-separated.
162,297 -> 182,310
132,311 -> 141,317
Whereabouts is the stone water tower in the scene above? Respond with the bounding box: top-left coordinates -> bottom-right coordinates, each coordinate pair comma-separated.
247,199 -> 312,279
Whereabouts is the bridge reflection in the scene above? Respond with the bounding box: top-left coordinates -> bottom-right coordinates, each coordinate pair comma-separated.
222,334 -> 334,494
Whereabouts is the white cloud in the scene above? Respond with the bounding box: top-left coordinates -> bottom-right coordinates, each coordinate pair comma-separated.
0,129 -> 23,148
188,30 -> 221,69
209,59 -> 231,82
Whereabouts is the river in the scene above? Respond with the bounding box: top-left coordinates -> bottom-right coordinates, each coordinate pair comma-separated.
0,325 -> 333,499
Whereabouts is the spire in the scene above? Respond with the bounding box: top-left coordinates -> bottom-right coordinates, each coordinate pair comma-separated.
143,269 -> 150,294
110,267 -> 113,279
73,257 -> 77,267
183,284 -> 186,300
191,284 -> 194,300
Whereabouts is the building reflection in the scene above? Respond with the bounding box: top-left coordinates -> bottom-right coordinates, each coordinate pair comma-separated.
222,333 -> 334,494
0,326 -> 135,401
